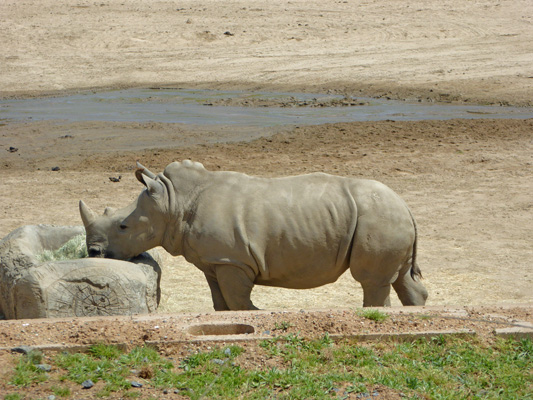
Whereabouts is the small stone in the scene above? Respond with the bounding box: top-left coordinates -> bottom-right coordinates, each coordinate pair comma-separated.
48,395 -> 56,400
36,364 -> 52,372
131,381 -> 143,388
8,146 -> 18,153
51,166 -> 60,171
224,348 -> 232,356
82,379 -> 94,389
211,358 -> 225,365
11,345 -> 33,354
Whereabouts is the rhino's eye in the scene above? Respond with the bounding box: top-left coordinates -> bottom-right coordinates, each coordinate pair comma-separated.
119,224 -> 128,231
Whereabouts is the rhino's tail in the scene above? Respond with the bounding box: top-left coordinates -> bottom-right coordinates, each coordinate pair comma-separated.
409,208 -> 423,281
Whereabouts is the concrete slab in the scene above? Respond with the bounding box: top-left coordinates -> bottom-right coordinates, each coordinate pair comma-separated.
494,320 -> 533,340
0,304 -> 531,354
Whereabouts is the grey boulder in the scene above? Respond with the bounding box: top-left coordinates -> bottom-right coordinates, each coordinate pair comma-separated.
0,225 -> 161,319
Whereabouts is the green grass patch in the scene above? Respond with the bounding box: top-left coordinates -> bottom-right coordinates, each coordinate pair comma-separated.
273,321 -> 293,332
357,308 -> 389,322
54,344 -> 172,397
5,337 -> 532,399
9,350 -> 48,387
38,234 -> 88,262
51,385 -> 71,397
4,394 -> 23,400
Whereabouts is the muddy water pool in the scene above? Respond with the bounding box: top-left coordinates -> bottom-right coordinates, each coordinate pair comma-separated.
1,89 -> 532,127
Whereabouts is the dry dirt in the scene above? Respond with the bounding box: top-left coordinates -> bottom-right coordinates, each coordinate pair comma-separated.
1,0 -> 533,106
0,0 -> 532,397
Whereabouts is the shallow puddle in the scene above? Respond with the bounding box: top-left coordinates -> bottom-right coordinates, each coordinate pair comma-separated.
1,88 -> 532,127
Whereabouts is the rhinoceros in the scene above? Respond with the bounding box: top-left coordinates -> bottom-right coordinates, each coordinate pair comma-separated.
80,160 -> 427,310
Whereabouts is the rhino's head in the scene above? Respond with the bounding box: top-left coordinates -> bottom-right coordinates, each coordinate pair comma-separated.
80,164 -> 171,260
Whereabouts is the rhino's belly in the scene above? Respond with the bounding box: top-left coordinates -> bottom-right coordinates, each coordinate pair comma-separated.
254,261 -> 350,289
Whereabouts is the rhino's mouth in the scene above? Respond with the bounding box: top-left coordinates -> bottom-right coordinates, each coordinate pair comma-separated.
88,246 -> 136,261
88,249 -> 104,258
88,247 -> 116,259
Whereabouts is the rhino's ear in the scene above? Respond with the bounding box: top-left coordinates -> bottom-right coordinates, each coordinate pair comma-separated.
135,168 -> 147,185
79,200 -> 97,227
143,175 -> 166,199
135,162 -> 157,185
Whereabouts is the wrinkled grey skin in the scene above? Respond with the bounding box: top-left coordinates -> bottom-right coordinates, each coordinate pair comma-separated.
80,160 -> 428,310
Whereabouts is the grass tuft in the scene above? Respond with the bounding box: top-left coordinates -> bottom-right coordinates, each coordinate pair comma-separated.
4,394 -> 24,400
9,350 -> 48,387
38,234 -> 88,262
357,308 -> 389,322
51,385 -> 71,397
273,321 -> 293,332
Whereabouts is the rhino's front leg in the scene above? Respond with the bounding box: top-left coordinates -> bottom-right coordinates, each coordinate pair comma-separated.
204,273 -> 230,311
214,264 -> 259,311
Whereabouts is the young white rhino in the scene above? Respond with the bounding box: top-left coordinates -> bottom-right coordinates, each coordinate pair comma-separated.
80,160 -> 428,310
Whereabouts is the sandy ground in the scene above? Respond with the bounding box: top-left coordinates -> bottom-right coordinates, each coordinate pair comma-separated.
1,0 -> 532,314
1,0 -> 532,105
2,118 -> 532,314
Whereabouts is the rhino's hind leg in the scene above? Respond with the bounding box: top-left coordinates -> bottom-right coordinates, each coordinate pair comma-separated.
215,265 -> 259,311
392,267 -> 428,306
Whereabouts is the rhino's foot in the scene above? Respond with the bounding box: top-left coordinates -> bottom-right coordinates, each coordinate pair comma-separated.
392,269 -> 428,306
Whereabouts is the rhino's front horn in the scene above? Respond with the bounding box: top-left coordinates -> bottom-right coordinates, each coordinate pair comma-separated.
79,200 -> 98,227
